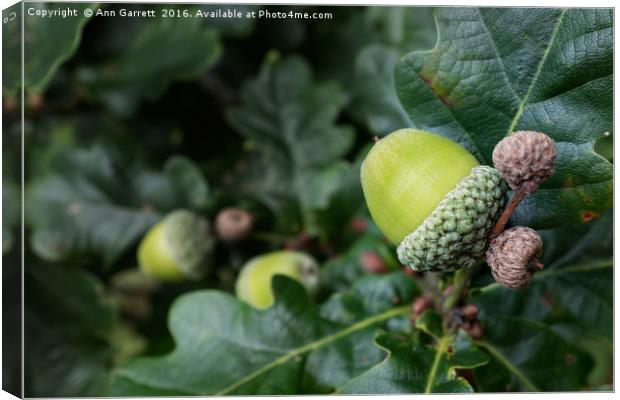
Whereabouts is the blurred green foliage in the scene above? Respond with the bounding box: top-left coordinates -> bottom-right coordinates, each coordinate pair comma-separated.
2,3 -> 613,396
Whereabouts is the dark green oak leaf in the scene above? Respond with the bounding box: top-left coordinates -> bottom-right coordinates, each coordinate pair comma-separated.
76,9 -> 222,116
322,226 -> 400,292
2,181 -> 19,254
226,53 -> 357,235
471,212 -> 611,391
320,271 -> 419,325
474,317 -> 592,392
3,3 -> 93,97
108,276 -> 414,395
354,7 -> 437,136
26,143 -> 210,266
25,262 -> 139,397
355,45 -> 415,136
395,8 -> 612,229
337,330 -> 488,394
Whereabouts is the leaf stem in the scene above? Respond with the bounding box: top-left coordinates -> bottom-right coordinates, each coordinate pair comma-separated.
424,336 -> 451,393
442,267 -> 471,313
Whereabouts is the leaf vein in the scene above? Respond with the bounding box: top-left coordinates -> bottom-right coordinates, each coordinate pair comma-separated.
475,340 -> 540,391
213,305 -> 410,396
476,9 -> 521,102
505,9 -> 567,136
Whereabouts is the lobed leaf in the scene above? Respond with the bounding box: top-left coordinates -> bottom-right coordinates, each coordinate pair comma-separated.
108,276 -> 415,395
338,330 -> 488,393
353,7 -> 437,136
226,54 -> 357,235
3,3 -> 93,96
395,8 -> 613,229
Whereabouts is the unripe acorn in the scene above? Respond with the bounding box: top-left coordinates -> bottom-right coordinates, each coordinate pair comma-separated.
486,226 -> 543,289
235,250 -> 320,309
361,129 -> 508,272
137,210 -> 215,282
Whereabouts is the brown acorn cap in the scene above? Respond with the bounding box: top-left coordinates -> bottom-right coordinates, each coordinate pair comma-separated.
215,207 -> 254,242
486,226 -> 543,289
492,131 -> 557,192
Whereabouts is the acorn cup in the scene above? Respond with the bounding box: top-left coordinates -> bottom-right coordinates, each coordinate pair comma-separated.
360,129 -> 508,272
492,131 -> 557,193
215,207 -> 254,242
486,226 -> 544,289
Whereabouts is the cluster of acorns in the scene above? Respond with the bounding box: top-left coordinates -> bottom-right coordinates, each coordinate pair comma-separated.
129,204 -> 320,311
361,129 -> 557,289
126,128 -> 556,317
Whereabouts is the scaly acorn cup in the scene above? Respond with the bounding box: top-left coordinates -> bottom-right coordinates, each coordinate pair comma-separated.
360,129 -> 509,272
486,226 -> 543,289
138,210 -> 215,282
235,250 -> 320,309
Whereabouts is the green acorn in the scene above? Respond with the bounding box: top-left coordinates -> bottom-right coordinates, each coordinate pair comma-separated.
137,210 -> 215,282
361,129 -> 508,272
235,250 -> 320,309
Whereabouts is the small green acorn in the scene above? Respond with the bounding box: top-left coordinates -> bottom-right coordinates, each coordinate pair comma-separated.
235,250 -> 320,309
137,210 -> 215,282
361,129 -> 508,272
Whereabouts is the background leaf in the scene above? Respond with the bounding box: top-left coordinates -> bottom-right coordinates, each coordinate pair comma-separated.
76,6 -> 222,116
25,262 -> 141,397
26,142 -> 210,266
226,54 -> 357,236
395,8 -> 613,229
475,317 -> 592,392
2,181 -> 19,254
108,276 -> 416,395
353,7 -> 437,136
3,3 -> 92,96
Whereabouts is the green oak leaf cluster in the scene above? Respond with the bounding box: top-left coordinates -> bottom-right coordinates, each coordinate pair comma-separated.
2,4 -> 612,397
108,275 -> 487,395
